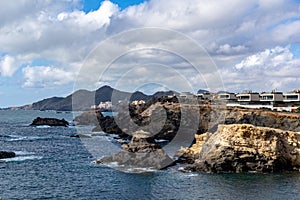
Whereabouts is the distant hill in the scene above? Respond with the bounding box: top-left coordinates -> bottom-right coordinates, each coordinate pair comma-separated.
197,89 -> 209,94
4,85 -> 186,111
29,85 -> 152,111
153,91 -> 179,98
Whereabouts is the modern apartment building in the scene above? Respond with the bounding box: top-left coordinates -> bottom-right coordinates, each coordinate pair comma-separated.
260,92 -> 284,104
236,92 -> 260,104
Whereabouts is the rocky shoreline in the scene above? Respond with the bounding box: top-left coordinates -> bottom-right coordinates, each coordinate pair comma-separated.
74,100 -> 300,173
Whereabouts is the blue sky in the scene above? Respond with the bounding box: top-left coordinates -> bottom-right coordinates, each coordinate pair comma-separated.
1,0 -> 300,107
82,0 -> 146,11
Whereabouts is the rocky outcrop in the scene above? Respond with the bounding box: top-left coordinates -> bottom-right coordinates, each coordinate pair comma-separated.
88,101 -> 200,141
0,151 -> 16,159
184,124 -> 300,173
30,117 -> 69,127
74,110 -> 103,126
176,132 -> 212,163
223,108 -> 300,132
96,130 -> 174,169
76,101 -> 300,142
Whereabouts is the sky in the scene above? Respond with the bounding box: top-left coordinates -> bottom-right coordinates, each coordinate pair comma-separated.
1,0 -> 300,107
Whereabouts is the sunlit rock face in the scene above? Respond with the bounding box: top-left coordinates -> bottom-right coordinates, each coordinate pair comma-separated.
185,124 -> 300,173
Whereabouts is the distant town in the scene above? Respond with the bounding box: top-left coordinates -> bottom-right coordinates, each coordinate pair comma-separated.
91,89 -> 300,112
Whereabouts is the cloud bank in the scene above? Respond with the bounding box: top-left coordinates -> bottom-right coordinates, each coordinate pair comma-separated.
0,0 -> 300,93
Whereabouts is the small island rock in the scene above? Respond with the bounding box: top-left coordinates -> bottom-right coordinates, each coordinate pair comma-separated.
30,117 -> 69,127
0,151 -> 16,159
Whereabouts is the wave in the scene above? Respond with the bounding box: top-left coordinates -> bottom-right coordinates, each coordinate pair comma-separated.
35,125 -> 51,128
1,155 -> 43,162
93,161 -> 157,173
1,135 -> 50,142
14,150 -> 35,155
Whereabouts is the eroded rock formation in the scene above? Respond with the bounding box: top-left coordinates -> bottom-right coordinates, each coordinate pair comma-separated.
75,102 -> 300,141
184,124 -> 300,173
96,130 -> 174,169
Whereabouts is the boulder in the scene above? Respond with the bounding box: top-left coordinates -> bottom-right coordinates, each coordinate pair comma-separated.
0,151 -> 16,159
30,117 -> 69,127
185,124 -> 300,173
96,130 -> 174,169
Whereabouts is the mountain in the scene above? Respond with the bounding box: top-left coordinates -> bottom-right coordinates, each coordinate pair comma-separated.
4,85 -> 183,111
197,89 -> 209,94
30,85 -> 152,111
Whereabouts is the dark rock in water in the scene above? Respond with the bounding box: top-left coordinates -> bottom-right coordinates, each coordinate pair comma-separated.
96,130 -> 174,170
30,117 -> 69,127
0,151 -> 16,159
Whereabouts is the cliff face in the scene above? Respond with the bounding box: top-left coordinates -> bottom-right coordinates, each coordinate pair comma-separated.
75,101 -> 300,173
223,108 -> 300,132
184,124 -> 300,173
177,132 -> 212,163
76,102 -> 300,141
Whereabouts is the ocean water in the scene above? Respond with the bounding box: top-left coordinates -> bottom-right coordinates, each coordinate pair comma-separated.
0,110 -> 300,199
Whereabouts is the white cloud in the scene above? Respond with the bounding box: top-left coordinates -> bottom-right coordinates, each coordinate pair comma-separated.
0,0 -> 300,94
235,46 -> 294,69
229,45 -> 300,92
56,0 -> 118,31
22,66 -> 75,88
213,44 -> 248,55
0,55 -> 18,77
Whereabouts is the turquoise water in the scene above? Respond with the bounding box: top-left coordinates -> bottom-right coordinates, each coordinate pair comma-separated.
0,110 -> 300,199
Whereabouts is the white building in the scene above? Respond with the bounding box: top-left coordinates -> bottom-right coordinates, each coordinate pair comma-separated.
131,100 -> 146,106
98,101 -> 113,109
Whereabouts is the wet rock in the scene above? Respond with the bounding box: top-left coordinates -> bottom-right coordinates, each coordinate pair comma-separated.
30,117 -> 69,127
0,151 -> 16,159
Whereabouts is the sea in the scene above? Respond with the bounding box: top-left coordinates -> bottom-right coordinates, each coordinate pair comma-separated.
0,110 -> 299,199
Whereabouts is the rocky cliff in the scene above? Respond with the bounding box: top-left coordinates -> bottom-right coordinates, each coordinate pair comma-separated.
183,124 -> 300,173
223,107 -> 300,132
75,101 -> 300,173
75,102 -> 300,141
